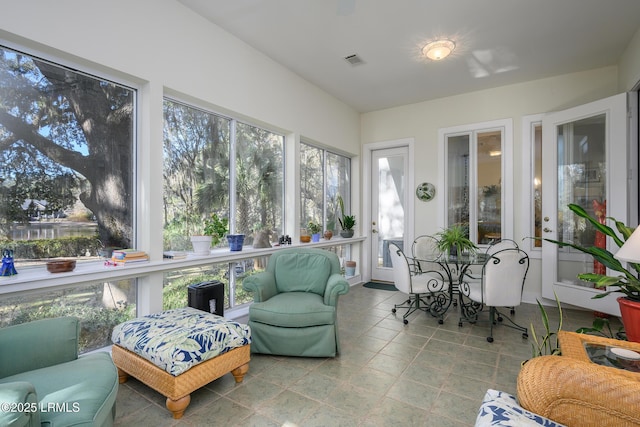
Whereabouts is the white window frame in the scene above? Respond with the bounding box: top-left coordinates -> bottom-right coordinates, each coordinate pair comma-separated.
521,114 -> 544,258
438,118 -> 513,246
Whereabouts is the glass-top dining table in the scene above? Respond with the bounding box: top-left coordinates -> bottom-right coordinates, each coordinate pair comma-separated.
411,251 -> 489,322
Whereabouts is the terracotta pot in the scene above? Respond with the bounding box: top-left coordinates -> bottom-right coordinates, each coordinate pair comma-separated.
618,296 -> 640,343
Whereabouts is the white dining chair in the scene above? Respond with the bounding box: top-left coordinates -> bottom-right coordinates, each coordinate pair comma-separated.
458,247 -> 530,342
388,242 -> 448,324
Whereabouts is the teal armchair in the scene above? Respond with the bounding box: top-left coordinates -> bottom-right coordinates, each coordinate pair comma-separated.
0,317 -> 118,427
243,248 -> 350,357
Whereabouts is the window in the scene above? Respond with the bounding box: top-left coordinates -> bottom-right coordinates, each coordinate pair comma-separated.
439,119 -> 513,245
0,44 -> 136,353
162,98 -> 285,309
299,141 -> 351,232
0,45 -> 135,267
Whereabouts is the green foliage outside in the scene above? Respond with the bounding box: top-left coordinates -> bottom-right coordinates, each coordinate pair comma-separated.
0,282 -> 135,353
0,236 -> 103,259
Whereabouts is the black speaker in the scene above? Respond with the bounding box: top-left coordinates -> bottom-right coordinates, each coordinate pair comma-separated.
188,280 -> 224,316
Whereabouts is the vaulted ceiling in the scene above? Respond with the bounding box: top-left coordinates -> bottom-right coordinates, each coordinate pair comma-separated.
179,0 -> 640,112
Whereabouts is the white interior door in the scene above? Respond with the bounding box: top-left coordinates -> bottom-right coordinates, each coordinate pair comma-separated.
371,147 -> 409,282
541,93 -> 630,315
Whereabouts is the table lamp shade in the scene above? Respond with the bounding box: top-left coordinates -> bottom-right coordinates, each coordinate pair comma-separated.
615,226 -> 640,263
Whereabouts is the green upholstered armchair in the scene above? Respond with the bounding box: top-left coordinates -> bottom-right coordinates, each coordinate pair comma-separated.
0,317 -> 118,427
242,247 -> 350,357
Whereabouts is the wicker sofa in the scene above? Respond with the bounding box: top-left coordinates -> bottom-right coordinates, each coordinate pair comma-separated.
517,332 -> 640,427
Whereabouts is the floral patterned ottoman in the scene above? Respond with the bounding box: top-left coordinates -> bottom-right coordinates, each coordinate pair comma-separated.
111,307 -> 251,419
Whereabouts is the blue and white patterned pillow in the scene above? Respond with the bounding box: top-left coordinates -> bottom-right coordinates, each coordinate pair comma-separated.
111,307 -> 251,376
475,389 -> 566,427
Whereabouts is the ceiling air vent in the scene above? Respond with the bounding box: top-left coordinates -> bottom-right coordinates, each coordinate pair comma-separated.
344,54 -> 364,66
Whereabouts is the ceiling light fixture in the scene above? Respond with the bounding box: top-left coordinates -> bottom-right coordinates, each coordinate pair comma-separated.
422,39 -> 456,61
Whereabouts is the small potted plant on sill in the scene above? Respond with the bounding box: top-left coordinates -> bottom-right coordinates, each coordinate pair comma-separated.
541,203 -> 640,342
191,213 -> 228,255
337,195 -> 356,238
307,221 -> 322,242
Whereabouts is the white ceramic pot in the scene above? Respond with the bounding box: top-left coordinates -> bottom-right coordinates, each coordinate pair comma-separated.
190,235 -> 212,256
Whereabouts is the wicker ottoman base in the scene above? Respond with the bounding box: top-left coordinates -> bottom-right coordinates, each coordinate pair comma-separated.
112,344 -> 250,419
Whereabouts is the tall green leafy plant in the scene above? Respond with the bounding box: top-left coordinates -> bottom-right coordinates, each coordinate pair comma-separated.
530,293 -> 563,357
543,203 -> 640,302
337,195 -> 356,231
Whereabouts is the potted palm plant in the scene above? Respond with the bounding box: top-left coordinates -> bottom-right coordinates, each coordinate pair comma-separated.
434,224 -> 478,258
337,195 -> 356,238
542,203 -> 640,342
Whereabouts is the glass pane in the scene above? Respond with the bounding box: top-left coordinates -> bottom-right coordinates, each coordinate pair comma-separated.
0,280 -> 136,353
235,122 -> 284,242
163,100 -> 231,251
447,135 -> 470,228
0,45 -> 135,269
556,114 -> 606,287
533,124 -> 543,247
326,152 -> 350,234
300,143 -> 323,229
377,154 -> 405,267
477,131 -> 502,244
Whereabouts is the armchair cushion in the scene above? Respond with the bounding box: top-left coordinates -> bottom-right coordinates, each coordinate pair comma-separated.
272,251 -> 332,294
475,389 -> 565,427
0,317 -> 79,378
249,292 -> 336,327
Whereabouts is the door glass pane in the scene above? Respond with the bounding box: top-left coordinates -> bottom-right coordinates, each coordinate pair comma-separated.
533,124 -> 543,247
556,114 -> 606,287
377,155 -> 405,267
447,135 -> 470,228
477,131 -> 502,244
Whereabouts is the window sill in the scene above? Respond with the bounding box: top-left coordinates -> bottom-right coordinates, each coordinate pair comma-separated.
0,236 -> 366,295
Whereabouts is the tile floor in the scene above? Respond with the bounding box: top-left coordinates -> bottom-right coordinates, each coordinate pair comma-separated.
113,284 -> 621,426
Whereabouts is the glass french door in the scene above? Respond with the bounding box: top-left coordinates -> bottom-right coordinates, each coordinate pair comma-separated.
541,93 -> 630,315
371,147 -> 408,282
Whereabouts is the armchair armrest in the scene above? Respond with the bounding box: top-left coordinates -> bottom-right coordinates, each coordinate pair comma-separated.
517,355 -> 640,427
324,274 -> 349,306
0,317 -> 79,378
243,271 -> 278,302
0,382 -> 41,427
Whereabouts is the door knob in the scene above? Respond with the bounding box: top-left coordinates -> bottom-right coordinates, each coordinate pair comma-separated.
372,229 -> 378,233
543,227 -> 553,233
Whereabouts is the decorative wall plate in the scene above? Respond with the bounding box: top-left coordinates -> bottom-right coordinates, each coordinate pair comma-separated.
416,182 -> 436,201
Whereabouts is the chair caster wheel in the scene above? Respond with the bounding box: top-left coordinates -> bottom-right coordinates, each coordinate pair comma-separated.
487,337 -> 494,343
438,319 -> 444,325
497,316 -> 503,322
458,322 -> 463,327
392,308 -> 396,314
403,319 -> 408,325
510,309 -> 515,315
522,333 -> 529,339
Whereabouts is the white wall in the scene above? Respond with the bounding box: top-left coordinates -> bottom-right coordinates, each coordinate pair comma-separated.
361,66 -> 621,301
620,27 -> 640,91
